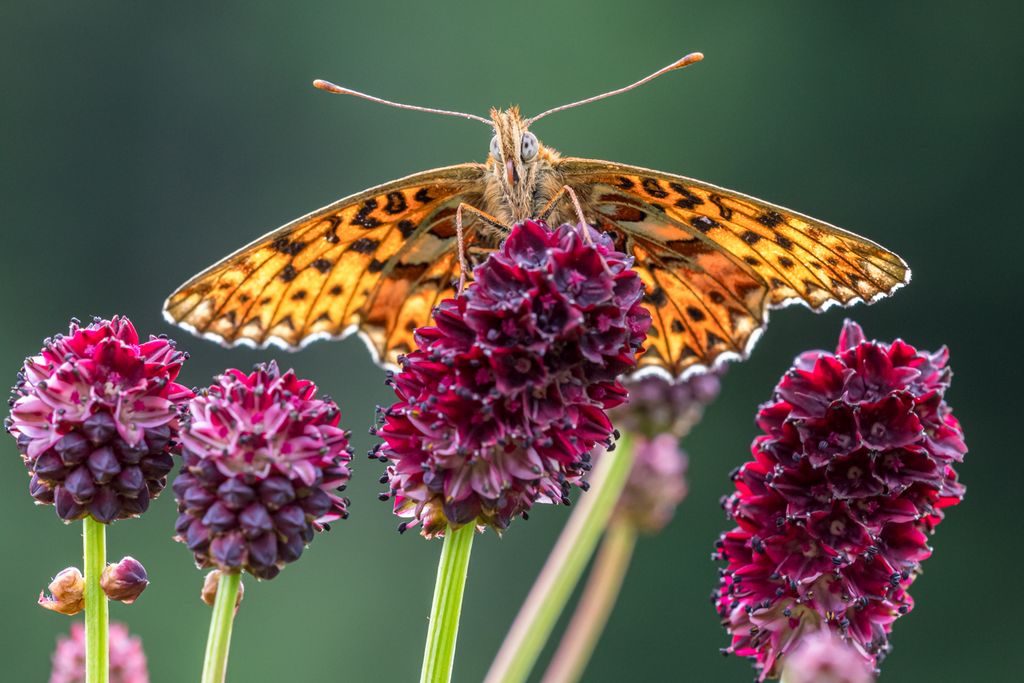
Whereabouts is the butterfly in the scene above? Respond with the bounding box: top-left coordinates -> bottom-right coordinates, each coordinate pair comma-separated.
164,53 -> 909,379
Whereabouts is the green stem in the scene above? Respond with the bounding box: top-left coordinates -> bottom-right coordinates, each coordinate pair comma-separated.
83,516 -> 108,683
484,434 -> 637,683
420,522 -> 476,683
202,570 -> 241,683
540,521 -> 638,683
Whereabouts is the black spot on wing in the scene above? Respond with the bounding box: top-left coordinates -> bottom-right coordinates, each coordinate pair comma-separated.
668,182 -> 704,209
709,194 -> 733,220
398,220 -> 417,238
312,258 -> 332,274
352,200 -> 382,229
641,178 -> 669,199
280,265 -> 297,282
271,237 -> 307,256
350,238 -> 380,254
384,191 -> 408,215
757,211 -> 784,228
691,216 -> 719,234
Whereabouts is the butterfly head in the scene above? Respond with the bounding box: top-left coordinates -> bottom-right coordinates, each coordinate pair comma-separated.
487,106 -> 544,189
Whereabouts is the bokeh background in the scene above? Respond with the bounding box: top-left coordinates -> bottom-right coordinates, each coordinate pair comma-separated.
2,2 -> 1020,681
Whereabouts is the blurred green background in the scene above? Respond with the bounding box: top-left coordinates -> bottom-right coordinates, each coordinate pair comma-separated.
2,1 -> 1020,681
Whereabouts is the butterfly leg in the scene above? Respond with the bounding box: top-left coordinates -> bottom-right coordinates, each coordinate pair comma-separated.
456,203 -> 507,291
539,185 -> 593,244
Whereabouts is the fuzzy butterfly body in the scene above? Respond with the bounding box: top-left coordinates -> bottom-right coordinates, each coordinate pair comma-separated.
164,55 -> 909,378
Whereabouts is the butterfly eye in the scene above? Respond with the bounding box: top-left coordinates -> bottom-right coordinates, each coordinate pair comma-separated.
520,132 -> 539,161
489,135 -> 502,160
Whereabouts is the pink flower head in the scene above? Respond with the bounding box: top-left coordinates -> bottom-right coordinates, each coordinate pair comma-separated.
714,320 -> 966,679
615,434 -> 689,533
50,621 -> 149,683
7,316 -> 192,522
781,628 -> 875,683
173,361 -> 352,579
375,220 -> 650,537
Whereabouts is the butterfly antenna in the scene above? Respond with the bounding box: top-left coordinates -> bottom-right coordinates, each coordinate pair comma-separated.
525,52 -> 704,125
313,79 -> 492,125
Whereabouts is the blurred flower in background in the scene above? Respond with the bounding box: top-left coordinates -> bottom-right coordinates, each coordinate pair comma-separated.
6,316 -> 191,523
50,621 -> 149,683
780,628 -> 875,683
172,361 -> 352,579
375,220 -> 650,537
714,320 -> 966,679
611,372 -> 722,533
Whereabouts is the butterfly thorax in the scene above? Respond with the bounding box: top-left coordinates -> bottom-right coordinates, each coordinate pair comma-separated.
482,107 -> 565,226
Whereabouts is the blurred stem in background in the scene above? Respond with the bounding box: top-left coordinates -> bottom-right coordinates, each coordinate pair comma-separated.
202,570 -> 241,683
420,522 -> 475,683
540,520 -> 638,683
484,434 -> 636,683
83,516 -> 108,683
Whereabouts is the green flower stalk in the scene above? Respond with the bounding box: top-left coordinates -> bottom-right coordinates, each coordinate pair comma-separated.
420,524 -> 475,683
483,434 -> 637,683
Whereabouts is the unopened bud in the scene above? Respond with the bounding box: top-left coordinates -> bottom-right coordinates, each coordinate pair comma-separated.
38,567 -> 85,615
100,556 -> 149,604
201,570 -> 244,611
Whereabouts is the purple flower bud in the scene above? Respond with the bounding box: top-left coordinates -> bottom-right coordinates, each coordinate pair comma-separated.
210,532 -> 246,568
112,466 -> 144,496
82,411 -> 117,446
55,433 -> 91,467
216,478 -> 255,510
38,567 -> 85,615
258,476 -> 295,509
34,451 -> 68,481
101,557 -> 149,605
64,467 -> 96,503
238,503 -> 273,538
89,487 -> 121,523
87,446 -> 121,484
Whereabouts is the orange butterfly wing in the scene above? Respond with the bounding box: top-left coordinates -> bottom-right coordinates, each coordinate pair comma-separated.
163,164 -> 487,367
558,159 -> 911,378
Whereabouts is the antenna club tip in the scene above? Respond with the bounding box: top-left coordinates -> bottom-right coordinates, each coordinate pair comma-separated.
672,52 -> 705,69
313,79 -> 346,94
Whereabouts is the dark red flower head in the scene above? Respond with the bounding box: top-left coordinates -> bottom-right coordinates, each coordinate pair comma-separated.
6,316 -> 191,523
375,220 -> 650,537
713,320 -> 966,679
172,362 -> 352,579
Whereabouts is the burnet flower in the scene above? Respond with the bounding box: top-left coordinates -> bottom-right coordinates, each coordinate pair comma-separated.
6,316 -> 191,523
50,621 -> 149,683
714,320 -> 966,679
172,361 -> 352,579
612,373 -> 722,533
375,220 -> 650,537
780,628 -> 875,683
